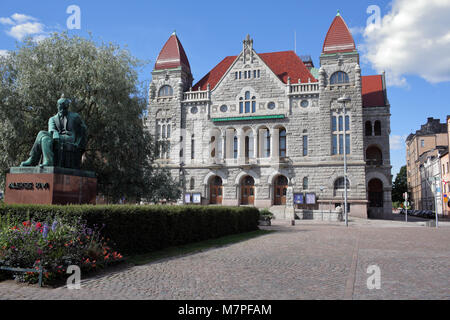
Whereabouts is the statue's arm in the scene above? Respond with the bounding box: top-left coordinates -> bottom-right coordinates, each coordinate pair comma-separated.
48,116 -> 60,140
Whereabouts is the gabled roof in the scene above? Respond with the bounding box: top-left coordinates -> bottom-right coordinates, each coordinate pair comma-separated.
361,75 -> 385,107
322,13 -> 356,54
154,32 -> 191,73
193,51 -> 317,91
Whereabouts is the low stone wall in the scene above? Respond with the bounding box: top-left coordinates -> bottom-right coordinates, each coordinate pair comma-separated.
295,209 -> 343,222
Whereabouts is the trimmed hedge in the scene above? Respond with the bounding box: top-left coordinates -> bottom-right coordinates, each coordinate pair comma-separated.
0,204 -> 259,255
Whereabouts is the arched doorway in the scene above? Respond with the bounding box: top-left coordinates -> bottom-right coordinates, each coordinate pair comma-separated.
368,179 -> 383,208
366,146 -> 383,166
274,175 -> 288,205
209,176 -> 223,205
240,176 -> 255,205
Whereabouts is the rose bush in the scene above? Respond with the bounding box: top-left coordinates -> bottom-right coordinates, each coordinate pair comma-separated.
0,216 -> 123,285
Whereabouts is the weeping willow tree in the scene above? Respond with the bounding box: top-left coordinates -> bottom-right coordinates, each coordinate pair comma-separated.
0,32 -> 181,203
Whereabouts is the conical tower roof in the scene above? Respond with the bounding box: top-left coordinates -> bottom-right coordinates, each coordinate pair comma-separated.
154,32 -> 191,72
322,13 -> 356,54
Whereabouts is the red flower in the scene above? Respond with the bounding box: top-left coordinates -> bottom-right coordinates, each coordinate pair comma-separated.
36,222 -> 42,229
23,221 -> 31,227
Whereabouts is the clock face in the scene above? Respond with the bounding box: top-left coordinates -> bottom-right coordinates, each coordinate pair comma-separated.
191,106 -> 198,114
267,102 -> 276,110
300,100 -> 309,108
220,105 -> 228,112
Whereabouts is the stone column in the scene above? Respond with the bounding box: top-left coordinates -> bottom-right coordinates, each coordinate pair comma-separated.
272,128 -> 280,160
238,128 -> 245,162
253,129 -> 258,159
221,132 -> 226,160
259,128 -> 266,158
226,129 -> 234,159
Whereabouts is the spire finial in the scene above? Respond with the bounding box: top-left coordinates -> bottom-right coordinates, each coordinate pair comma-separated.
172,30 -> 176,36
336,10 -> 341,16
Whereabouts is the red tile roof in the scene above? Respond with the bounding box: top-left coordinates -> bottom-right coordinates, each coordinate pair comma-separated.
154,33 -> 191,72
322,14 -> 356,54
362,75 -> 385,107
193,51 -> 317,91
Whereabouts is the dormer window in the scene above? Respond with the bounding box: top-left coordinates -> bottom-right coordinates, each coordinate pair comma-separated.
330,71 -> 349,84
159,85 -> 173,97
239,91 -> 256,114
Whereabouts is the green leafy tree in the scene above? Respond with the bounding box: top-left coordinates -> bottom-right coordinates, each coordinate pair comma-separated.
0,32 -> 181,203
392,165 -> 408,203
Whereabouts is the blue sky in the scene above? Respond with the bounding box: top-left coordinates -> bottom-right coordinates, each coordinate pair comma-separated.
1,0 -> 449,178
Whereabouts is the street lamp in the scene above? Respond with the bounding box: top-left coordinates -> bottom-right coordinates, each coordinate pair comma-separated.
337,95 -> 351,227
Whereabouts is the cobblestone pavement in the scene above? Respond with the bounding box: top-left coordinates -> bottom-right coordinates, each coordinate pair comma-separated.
1,218 -> 449,300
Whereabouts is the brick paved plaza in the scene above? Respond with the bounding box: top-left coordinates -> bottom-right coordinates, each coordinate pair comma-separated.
1,218 -> 449,300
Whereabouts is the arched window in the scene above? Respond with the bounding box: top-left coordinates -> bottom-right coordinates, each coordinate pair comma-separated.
158,85 -> 173,97
366,146 -> 383,166
334,177 -> 350,196
365,121 -> 372,136
330,71 -> 349,84
233,135 -> 238,159
279,128 -> 287,158
303,177 -> 309,190
374,121 -> 382,136
190,177 -> 195,190
239,91 -> 256,114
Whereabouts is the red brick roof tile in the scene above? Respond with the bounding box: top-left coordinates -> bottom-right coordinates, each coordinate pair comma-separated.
193,51 -> 317,91
155,33 -> 191,72
322,14 -> 356,54
362,75 -> 385,107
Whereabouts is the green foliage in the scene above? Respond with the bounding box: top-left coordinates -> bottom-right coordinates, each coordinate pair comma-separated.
259,209 -> 274,221
0,216 -> 123,285
392,165 -> 408,203
0,32 -> 181,203
0,204 -> 260,255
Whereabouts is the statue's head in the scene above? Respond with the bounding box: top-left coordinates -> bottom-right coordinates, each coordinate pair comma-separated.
57,94 -> 70,117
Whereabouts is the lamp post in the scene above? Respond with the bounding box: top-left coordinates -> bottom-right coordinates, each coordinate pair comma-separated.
337,95 -> 351,227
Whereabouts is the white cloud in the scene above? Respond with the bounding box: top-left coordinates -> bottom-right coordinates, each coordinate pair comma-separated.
0,50 -> 9,57
0,13 -> 47,41
360,0 -> 450,86
6,21 -> 44,41
390,134 -> 408,151
11,13 -> 36,24
0,17 -> 15,25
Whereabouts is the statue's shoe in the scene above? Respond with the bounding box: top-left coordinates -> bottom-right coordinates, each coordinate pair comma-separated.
20,157 -> 37,167
40,161 -> 53,167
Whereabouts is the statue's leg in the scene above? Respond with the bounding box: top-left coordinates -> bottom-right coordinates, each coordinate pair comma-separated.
41,133 -> 54,167
20,131 -> 47,167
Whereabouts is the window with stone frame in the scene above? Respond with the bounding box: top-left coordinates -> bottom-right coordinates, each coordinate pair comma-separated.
331,114 -> 351,155
156,118 -> 172,159
158,85 -> 173,97
239,91 -> 256,114
330,71 -> 349,84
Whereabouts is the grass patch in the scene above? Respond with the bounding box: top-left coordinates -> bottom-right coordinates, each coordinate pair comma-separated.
127,229 -> 274,266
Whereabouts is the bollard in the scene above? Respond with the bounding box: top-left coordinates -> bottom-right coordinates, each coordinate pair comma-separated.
291,219 -> 295,226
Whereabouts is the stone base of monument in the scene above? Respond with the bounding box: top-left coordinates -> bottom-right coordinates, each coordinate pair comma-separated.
4,167 -> 97,205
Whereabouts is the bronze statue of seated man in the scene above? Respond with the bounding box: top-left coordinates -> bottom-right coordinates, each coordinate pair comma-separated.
20,95 -> 87,169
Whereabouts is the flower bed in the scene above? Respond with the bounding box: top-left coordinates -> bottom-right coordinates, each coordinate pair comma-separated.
0,216 -> 123,286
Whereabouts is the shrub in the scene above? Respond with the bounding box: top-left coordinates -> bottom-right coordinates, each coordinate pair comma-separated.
0,204 -> 260,255
0,216 -> 123,285
259,209 -> 274,221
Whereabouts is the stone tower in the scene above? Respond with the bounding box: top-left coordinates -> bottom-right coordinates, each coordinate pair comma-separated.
148,32 -> 193,168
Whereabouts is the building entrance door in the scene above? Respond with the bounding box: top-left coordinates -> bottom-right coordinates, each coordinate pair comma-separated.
274,175 -> 288,205
210,176 -> 223,205
240,176 -> 255,205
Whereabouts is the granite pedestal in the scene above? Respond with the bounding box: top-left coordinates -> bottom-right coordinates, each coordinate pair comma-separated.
4,167 -> 97,205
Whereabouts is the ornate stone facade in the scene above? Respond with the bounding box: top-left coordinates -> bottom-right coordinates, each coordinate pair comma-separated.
146,15 -> 393,219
